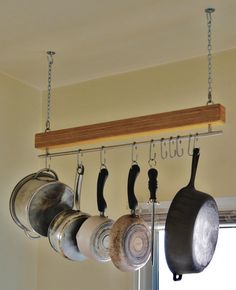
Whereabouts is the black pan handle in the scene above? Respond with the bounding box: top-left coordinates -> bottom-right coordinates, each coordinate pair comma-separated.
188,147 -> 200,188
128,164 -> 140,212
173,273 -> 182,281
75,164 -> 84,211
148,168 -> 158,201
97,168 -> 109,214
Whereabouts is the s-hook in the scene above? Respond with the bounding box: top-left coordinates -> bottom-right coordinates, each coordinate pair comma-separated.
131,142 -> 138,164
188,133 -> 199,156
176,136 -> 184,157
169,137 -> 176,158
100,146 -> 107,169
77,149 -> 83,167
148,140 -> 157,168
160,138 -> 168,160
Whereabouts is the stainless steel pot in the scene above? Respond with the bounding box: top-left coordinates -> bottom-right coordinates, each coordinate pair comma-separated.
48,164 -> 90,261
9,168 -> 74,238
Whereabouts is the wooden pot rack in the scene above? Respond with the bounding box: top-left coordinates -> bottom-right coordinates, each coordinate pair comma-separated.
35,104 -> 225,151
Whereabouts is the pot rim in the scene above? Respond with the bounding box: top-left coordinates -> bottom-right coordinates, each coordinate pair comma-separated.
10,171 -> 74,236
48,209 -> 90,259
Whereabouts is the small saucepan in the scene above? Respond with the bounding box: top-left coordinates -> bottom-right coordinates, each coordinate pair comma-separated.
109,164 -> 151,271
9,168 -> 74,238
76,167 -> 114,262
165,148 -> 219,281
48,164 -> 90,261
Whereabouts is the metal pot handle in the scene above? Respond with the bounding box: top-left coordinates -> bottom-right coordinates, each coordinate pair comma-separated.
24,229 -> 41,239
34,168 -> 59,180
74,164 -> 84,210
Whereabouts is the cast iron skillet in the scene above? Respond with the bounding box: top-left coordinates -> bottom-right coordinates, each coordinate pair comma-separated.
165,148 -> 219,281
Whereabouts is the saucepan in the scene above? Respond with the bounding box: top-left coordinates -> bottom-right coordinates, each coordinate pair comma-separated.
9,168 -> 74,238
77,167 -> 114,262
109,164 -> 151,271
48,164 -> 90,261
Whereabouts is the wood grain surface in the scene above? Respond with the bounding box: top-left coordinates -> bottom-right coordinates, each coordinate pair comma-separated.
35,104 -> 225,149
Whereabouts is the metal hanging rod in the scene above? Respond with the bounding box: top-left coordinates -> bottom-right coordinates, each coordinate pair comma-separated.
38,130 -> 223,159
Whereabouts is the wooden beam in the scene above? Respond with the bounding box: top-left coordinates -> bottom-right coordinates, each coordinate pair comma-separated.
35,104 -> 225,149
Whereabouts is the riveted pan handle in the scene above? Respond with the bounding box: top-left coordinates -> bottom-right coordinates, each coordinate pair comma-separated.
128,164 -> 140,213
74,164 -> 84,211
97,168 -> 109,215
188,148 -> 200,188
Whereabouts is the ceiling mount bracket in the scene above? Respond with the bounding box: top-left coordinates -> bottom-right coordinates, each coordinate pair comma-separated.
47,51 -> 56,56
205,8 -> 215,14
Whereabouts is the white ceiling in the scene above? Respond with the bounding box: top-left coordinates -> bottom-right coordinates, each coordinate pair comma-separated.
0,0 -> 235,90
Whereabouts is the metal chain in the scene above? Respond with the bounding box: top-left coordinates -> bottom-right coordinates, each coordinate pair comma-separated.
205,8 -> 215,105
45,51 -> 55,132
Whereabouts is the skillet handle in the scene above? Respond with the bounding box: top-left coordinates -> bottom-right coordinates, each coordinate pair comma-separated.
74,164 -> 84,211
97,168 -> 109,214
173,273 -> 182,281
128,164 -> 140,212
148,168 -> 158,201
188,147 -> 200,188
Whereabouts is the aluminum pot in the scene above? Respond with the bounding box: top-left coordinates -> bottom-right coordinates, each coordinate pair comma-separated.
77,167 -> 114,262
9,168 -> 74,238
48,164 -> 90,261
109,164 -> 151,271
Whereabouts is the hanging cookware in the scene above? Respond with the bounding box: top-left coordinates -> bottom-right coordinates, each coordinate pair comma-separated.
9,168 -> 74,238
109,164 -> 151,271
48,164 -> 90,261
165,148 -> 219,281
76,167 -> 114,262
148,140 -> 158,265
148,167 -> 158,265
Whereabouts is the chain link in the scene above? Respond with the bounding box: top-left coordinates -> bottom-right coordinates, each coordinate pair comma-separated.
45,51 -> 55,132
205,8 -> 215,105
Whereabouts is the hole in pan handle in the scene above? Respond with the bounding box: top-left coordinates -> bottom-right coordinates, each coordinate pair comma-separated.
173,273 -> 182,281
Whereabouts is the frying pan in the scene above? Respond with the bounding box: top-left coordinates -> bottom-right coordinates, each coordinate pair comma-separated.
9,168 -> 74,238
109,164 -> 151,271
48,164 -> 90,261
165,148 -> 219,281
76,167 -> 114,262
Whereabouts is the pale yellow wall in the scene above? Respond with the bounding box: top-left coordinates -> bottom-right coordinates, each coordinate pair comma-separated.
0,74 -> 41,290
38,49 -> 236,290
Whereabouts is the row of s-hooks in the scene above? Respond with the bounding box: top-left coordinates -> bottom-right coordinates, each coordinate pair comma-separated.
160,133 -> 199,160
41,130 -> 223,165
131,133 -> 199,166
